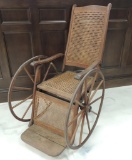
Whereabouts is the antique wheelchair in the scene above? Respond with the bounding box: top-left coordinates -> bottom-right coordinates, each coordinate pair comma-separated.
8,4 -> 111,156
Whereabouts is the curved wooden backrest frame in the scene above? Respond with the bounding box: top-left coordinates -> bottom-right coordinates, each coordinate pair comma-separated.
62,3 -> 112,70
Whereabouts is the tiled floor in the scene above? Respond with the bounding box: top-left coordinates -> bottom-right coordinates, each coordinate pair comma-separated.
0,85 -> 132,160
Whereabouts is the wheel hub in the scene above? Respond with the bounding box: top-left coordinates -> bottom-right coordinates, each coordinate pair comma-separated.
79,101 -> 92,112
84,105 -> 92,112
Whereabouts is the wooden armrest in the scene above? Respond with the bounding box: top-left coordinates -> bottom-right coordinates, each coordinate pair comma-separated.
74,60 -> 101,80
30,53 -> 64,66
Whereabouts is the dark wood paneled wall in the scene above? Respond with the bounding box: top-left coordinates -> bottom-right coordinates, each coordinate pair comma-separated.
0,0 -> 132,102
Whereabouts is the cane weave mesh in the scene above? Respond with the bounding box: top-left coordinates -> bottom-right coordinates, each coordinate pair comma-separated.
34,92 -> 75,137
65,9 -> 106,68
37,71 -> 92,100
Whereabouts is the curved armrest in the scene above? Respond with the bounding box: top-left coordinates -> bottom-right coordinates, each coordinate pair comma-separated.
74,60 -> 101,80
30,53 -> 64,66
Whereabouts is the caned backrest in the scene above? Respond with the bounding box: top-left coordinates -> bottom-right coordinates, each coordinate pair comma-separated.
63,4 -> 111,69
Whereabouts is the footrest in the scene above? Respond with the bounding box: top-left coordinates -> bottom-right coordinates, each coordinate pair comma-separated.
21,124 -> 66,156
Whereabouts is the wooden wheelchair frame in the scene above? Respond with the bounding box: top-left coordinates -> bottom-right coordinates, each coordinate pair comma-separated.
8,4 -> 111,156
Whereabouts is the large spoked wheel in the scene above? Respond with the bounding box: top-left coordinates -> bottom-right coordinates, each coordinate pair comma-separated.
65,68 -> 105,149
8,55 -> 44,122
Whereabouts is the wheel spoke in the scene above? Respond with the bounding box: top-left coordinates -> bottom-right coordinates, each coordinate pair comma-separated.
91,110 -> 98,115
12,94 -> 32,109
79,113 -> 85,144
24,67 -> 34,83
70,113 -> 83,144
75,100 -> 85,108
13,86 -> 32,91
89,96 -> 102,106
43,62 -> 59,81
89,80 -> 103,102
85,112 -> 90,132
68,110 -> 84,127
88,72 -> 98,99
22,100 -> 33,119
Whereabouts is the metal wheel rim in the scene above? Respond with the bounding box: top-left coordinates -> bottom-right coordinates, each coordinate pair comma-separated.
8,55 -> 44,122
65,68 -> 105,149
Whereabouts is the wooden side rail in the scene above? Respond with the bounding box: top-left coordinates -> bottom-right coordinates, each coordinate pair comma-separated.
31,53 -> 64,66
74,60 -> 101,80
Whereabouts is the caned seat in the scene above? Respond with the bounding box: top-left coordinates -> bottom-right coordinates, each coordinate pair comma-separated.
37,71 -> 93,101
